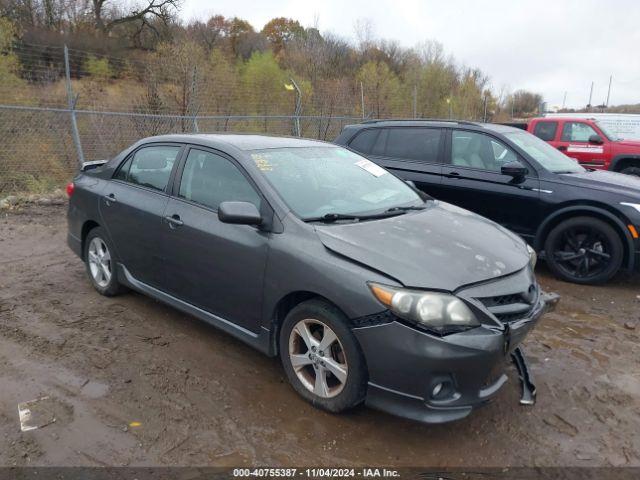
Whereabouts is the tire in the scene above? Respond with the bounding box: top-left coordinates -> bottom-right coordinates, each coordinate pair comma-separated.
279,299 -> 367,413
544,216 -> 624,284
84,227 -> 126,296
620,166 -> 640,177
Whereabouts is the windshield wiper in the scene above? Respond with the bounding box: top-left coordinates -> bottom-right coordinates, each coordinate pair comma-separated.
303,213 -> 360,223
385,205 -> 426,213
303,210 -> 406,224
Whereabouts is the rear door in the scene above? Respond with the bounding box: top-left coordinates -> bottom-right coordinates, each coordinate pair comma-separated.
555,120 -> 610,169
438,129 -> 541,239
531,120 -> 560,148
160,146 -> 269,333
347,127 -> 448,198
99,144 -> 183,288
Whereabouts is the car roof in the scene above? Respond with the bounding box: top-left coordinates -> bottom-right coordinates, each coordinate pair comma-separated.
138,133 -> 331,151
345,119 -> 523,134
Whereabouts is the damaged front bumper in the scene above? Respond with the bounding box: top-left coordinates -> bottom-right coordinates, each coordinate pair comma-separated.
353,290 -> 559,424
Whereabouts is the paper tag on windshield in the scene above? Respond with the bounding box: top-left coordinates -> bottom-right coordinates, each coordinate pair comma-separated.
355,159 -> 387,177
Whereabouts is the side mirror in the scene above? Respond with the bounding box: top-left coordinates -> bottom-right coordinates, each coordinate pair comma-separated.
588,134 -> 604,145
501,161 -> 528,178
405,180 -> 416,188
218,201 -> 262,226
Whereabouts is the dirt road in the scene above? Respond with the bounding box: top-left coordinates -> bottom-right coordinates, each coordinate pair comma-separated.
1,205 -> 639,467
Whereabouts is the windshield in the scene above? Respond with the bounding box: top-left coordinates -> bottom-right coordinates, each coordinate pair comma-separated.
595,121 -> 618,141
249,146 -> 423,219
504,131 -> 585,174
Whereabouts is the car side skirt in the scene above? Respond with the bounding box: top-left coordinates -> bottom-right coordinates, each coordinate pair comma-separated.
118,264 -> 272,354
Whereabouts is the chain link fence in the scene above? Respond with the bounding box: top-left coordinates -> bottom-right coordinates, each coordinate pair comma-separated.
0,42 -> 491,195
0,105 -> 360,194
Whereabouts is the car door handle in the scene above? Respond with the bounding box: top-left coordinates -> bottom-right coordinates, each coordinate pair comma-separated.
164,215 -> 184,228
103,193 -> 117,204
557,146 -> 567,152
447,171 -> 461,178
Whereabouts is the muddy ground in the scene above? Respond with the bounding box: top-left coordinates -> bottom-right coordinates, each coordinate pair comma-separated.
0,204 -> 639,467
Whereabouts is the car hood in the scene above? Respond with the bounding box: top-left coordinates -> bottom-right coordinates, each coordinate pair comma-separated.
314,201 -> 530,292
557,169 -> 640,198
614,139 -> 640,148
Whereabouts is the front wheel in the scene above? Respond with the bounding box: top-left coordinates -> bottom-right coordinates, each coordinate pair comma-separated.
279,299 -> 367,413
544,216 -> 624,284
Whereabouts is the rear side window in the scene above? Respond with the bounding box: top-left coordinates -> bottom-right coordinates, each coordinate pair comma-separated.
349,128 -> 388,156
349,129 -> 379,154
115,146 -> 180,191
533,121 -> 558,141
178,149 -> 261,211
384,128 -> 442,163
561,122 -> 598,142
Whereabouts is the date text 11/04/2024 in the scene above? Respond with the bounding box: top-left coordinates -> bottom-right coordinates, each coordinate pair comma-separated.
232,468 -> 401,477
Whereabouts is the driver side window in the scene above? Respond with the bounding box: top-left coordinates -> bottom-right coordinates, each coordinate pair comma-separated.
561,122 -> 598,142
178,149 -> 261,211
451,131 -> 517,173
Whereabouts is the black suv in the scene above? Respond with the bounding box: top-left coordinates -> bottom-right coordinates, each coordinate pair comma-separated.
335,120 -> 640,284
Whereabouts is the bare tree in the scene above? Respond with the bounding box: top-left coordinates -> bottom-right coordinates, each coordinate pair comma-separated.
91,0 -> 180,34
186,15 -> 229,52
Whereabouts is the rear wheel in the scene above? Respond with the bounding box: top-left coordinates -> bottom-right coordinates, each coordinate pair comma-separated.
279,299 -> 367,413
620,165 -> 640,177
84,227 -> 126,296
544,216 -> 623,284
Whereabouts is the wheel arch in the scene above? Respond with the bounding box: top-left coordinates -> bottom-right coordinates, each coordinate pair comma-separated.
268,291 -> 347,356
80,220 -> 101,260
609,154 -> 640,172
534,205 -> 635,270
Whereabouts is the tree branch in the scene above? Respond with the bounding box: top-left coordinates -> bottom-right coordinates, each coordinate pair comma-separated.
101,0 -> 179,32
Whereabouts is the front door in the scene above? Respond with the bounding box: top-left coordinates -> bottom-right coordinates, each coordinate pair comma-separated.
438,130 -> 541,239
99,144 -> 182,288
161,147 -> 268,333
555,121 -> 610,169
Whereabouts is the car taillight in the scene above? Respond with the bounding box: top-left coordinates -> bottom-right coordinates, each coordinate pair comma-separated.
66,182 -> 75,197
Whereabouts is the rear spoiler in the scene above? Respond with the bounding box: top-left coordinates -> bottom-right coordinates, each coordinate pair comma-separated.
81,159 -> 108,172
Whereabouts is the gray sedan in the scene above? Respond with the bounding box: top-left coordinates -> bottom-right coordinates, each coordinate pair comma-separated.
67,134 -> 556,423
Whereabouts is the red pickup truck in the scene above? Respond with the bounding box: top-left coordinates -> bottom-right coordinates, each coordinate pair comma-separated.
509,117 -> 640,176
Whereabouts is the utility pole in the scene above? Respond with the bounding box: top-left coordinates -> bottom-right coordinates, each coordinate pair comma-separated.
587,81 -> 594,111
562,91 -> 567,109
189,65 -> 199,133
605,75 -> 612,108
483,93 -> 488,122
290,77 -> 302,137
64,45 -> 85,165
412,84 -> 417,119
360,81 -> 365,119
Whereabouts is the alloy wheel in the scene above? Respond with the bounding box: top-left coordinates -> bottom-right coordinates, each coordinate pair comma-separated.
551,226 -> 612,280
87,237 -> 112,288
288,319 -> 348,398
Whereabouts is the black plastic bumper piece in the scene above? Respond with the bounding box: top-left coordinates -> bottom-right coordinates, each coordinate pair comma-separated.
511,346 -> 536,405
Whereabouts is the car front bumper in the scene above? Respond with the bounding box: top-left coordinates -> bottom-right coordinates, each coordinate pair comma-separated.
353,291 -> 558,424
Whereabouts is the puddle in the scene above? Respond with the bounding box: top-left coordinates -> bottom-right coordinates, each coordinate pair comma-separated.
81,380 -> 109,399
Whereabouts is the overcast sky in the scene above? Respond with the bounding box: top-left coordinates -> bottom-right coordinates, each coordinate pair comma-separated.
181,0 -> 640,108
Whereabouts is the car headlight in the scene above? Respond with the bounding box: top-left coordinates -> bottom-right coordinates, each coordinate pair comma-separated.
368,283 -> 479,333
527,244 -> 537,269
